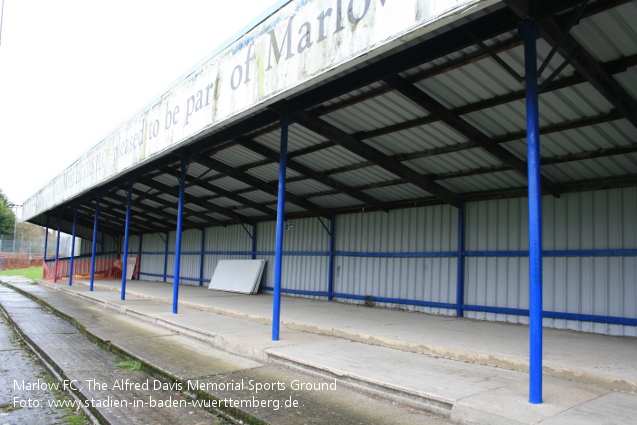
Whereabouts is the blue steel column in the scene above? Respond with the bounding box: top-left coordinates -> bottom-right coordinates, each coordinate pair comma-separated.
54,211 -> 62,283
199,228 -> 205,286
172,156 -> 189,314
251,220 -> 257,260
137,232 -> 143,280
89,195 -> 101,292
163,232 -> 169,281
121,178 -> 133,300
44,215 -> 49,262
272,115 -> 290,341
456,201 -> 465,317
327,211 -> 335,301
523,20 -> 543,405
69,206 -> 78,286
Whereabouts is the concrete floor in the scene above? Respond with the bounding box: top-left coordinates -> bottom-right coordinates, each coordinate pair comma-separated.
5,276 -> 637,424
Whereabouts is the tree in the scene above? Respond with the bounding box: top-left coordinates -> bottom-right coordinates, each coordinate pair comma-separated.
0,189 -> 16,235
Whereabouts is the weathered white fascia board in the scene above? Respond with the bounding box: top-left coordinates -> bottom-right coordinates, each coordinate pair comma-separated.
23,0 -> 492,221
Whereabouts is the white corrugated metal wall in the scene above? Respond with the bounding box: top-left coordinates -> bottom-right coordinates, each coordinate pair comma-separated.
257,218 -> 329,298
131,187 -> 636,336
334,205 -> 458,314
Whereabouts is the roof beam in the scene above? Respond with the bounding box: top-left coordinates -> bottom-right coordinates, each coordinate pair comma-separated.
383,74 -> 561,198
292,110 -> 462,208
234,137 -> 390,212
504,0 -> 637,129
176,163 -> 277,217
539,16 -> 637,129
194,156 -> 332,218
106,189 -> 196,230
129,188 -> 213,229
135,175 -> 234,225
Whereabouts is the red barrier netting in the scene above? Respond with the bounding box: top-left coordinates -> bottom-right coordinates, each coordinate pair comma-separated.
43,256 -> 139,282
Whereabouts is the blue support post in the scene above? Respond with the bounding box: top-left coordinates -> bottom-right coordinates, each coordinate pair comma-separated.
199,228 -> 205,286
251,220 -> 257,260
121,178 -> 133,300
89,195 -> 101,292
523,20 -> 544,405
456,201 -> 465,317
44,215 -> 49,262
272,115 -> 290,341
327,211 -> 335,301
54,211 -> 62,283
172,155 -> 189,314
163,232 -> 169,282
137,232 -> 143,280
69,206 -> 78,286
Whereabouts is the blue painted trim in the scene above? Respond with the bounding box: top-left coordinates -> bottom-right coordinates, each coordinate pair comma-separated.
69,206 -> 78,286
46,251 -> 118,263
139,272 -> 203,283
462,304 -> 528,316
272,115 -> 290,341
465,249 -> 637,257
333,293 -> 457,310
456,201 -> 465,317
263,286 -> 327,297
461,305 -> 637,326
121,178 -> 133,300
544,311 -> 637,326
89,195 -> 100,292
173,156 -> 189,314
524,19 -> 543,405
54,211 -> 62,283
335,251 -> 456,258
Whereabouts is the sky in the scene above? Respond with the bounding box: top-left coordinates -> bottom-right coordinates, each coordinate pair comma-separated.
0,0 -> 276,216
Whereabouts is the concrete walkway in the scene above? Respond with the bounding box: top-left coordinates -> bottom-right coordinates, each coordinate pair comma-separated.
3,276 -> 637,424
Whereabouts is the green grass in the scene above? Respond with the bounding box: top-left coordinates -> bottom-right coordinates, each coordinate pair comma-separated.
116,359 -> 142,371
0,266 -> 43,280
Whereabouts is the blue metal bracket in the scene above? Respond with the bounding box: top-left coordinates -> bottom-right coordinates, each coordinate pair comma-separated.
537,0 -> 589,77
238,221 -> 255,240
316,215 -> 331,236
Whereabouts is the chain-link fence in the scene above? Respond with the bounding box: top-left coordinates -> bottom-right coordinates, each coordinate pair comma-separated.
0,233 -> 76,270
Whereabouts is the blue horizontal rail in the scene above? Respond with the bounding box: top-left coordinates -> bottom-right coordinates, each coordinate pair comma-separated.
335,251 -> 456,258
465,249 -> 637,257
333,293 -> 457,309
45,251 -> 120,263
462,304 -> 637,326
138,271 -> 204,283
262,286 -> 327,297
137,248 -> 637,258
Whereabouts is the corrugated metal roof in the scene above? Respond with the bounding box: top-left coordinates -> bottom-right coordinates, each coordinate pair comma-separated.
34,1 -> 637,235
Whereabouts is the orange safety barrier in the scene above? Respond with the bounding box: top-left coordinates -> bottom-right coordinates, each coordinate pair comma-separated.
43,256 -> 139,282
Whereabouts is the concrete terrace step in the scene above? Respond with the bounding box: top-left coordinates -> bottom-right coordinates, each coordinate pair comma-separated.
45,278 -> 637,396
1,278 -> 451,425
4,277 -> 637,425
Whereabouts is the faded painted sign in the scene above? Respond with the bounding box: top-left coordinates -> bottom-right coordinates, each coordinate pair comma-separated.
24,0 -> 490,221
